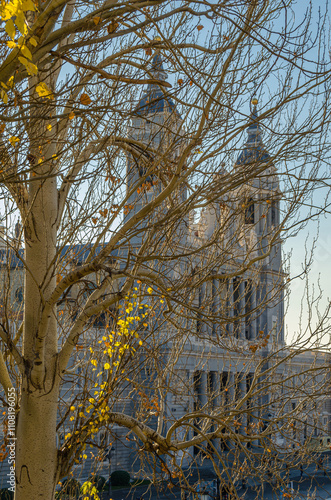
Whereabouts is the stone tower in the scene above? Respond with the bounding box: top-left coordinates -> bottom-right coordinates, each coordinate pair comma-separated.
125,53 -> 185,223
235,99 -> 284,346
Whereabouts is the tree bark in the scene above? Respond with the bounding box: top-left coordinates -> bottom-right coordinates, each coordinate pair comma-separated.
16,380 -> 60,500
15,147 -> 60,499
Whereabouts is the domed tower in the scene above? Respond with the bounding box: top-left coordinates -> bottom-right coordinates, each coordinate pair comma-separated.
235,99 -> 284,346
125,53 -> 185,221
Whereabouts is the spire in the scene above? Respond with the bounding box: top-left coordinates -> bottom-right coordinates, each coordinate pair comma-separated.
235,98 -> 270,166
135,51 -> 177,117
246,98 -> 262,144
150,52 -> 167,82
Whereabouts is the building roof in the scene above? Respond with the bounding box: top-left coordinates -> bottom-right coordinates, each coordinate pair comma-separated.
135,53 -> 178,117
1,244 -> 117,269
235,104 -> 271,166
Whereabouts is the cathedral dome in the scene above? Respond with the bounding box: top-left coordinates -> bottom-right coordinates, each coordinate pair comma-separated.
135,53 -> 178,117
235,103 -> 271,166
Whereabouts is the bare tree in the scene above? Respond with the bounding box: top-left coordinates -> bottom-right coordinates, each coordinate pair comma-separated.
0,0 -> 330,499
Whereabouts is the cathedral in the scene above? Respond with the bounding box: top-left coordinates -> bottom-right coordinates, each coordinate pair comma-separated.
115,52 -> 330,469
0,53 -> 330,487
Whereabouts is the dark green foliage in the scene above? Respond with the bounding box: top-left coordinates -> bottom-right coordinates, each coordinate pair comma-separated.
88,474 -> 106,491
131,478 -> 151,486
61,477 -> 81,496
110,470 -> 131,486
0,489 -> 14,500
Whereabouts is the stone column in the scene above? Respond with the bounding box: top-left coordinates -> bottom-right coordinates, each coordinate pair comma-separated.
227,279 -> 234,337
213,371 -> 221,453
239,280 -> 246,340
213,279 -> 220,336
250,286 -> 257,340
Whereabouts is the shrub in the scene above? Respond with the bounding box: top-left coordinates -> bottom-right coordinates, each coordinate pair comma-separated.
0,489 -> 14,500
61,477 -> 81,496
88,475 -> 106,491
110,470 -> 131,486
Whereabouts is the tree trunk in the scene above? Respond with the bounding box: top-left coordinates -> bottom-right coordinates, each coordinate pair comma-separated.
15,145 -> 60,498
15,381 -> 60,500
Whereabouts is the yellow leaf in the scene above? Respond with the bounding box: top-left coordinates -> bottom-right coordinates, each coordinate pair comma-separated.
107,19 -> 119,34
29,37 -> 38,47
197,25 -> 204,31
21,45 -> 32,60
22,0 -> 36,10
80,93 -> 91,105
104,363 -> 110,370
25,60 -> 38,75
15,11 -> 27,35
7,77 -> 14,90
36,82 -> 54,99
93,16 -> 101,25
18,56 -> 38,75
7,41 -> 17,48
68,111 -> 75,120
147,287 -> 153,294
9,136 -> 20,146
0,90 -> 8,104
46,123 -> 52,131
2,2 -> 17,21
5,20 -> 15,40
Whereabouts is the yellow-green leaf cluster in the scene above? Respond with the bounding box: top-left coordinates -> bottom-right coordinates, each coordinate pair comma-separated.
81,481 -> 100,500
1,0 -> 38,84
35,82 -> 54,99
1,0 -> 36,36
18,56 -> 37,75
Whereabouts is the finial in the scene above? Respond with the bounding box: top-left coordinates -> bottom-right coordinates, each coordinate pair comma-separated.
251,97 -> 258,106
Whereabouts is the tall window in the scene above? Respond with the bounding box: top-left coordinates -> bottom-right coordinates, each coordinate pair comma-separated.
271,200 -> 278,226
244,198 -> 255,224
197,286 -> 203,333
